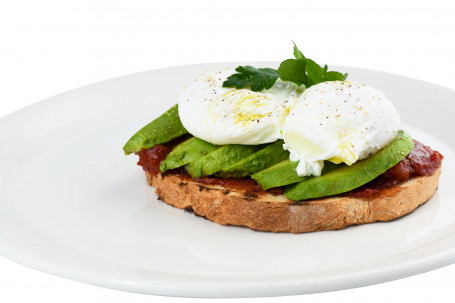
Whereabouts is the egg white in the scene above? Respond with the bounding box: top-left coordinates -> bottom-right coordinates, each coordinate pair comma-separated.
178,68 -> 302,145
283,81 -> 401,176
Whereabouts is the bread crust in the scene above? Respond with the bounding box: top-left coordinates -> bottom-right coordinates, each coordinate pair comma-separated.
145,167 -> 441,233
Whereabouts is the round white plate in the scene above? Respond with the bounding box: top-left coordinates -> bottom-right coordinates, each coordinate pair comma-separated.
0,63 -> 454,298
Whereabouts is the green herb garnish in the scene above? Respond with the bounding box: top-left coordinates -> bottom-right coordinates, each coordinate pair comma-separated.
222,66 -> 280,92
223,42 -> 347,91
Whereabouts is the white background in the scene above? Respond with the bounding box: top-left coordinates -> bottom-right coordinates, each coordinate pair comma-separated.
1,0 -> 454,302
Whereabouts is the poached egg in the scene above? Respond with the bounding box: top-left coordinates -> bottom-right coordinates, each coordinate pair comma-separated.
284,81 -> 400,176
178,68 -> 302,145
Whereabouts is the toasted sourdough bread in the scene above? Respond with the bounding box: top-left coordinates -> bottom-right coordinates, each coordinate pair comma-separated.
145,166 -> 441,233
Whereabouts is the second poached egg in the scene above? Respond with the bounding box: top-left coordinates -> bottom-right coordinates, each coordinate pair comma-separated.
283,81 -> 400,176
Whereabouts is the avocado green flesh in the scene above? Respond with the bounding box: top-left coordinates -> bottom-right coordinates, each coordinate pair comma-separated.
186,144 -> 263,178
160,137 -> 218,172
283,130 -> 415,201
251,159 -> 339,190
122,104 -> 188,155
216,140 -> 289,178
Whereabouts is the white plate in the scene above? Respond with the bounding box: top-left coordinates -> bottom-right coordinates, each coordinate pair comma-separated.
0,63 -> 454,298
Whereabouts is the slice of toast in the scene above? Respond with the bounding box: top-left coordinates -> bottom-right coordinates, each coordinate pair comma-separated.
145,166 -> 441,233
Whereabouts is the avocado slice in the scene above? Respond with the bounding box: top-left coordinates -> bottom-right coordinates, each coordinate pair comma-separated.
123,104 -> 188,155
160,137 -> 218,172
251,159 -> 339,190
186,144 -> 264,178
216,140 -> 289,178
284,130 -> 415,201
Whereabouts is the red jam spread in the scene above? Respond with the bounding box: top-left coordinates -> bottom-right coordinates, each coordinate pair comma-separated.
349,140 -> 443,199
138,139 -> 442,198
137,145 -> 170,174
192,176 -> 284,194
137,135 -> 189,174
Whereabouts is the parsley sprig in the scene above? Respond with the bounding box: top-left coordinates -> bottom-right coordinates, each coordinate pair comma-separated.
222,66 -> 279,92
223,42 -> 348,92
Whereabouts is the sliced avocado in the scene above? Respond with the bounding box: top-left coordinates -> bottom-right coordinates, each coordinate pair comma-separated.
123,104 -> 188,155
284,130 -> 415,201
251,159 -> 339,190
186,144 -> 264,178
216,140 -> 289,178
160,137 -> 218,172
